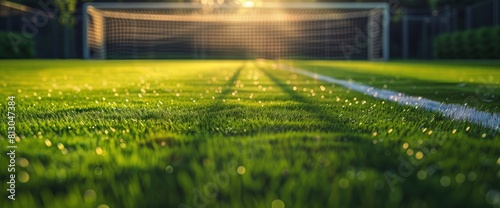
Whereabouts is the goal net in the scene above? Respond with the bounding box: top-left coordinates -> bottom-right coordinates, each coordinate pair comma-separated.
83,2 -> 389,60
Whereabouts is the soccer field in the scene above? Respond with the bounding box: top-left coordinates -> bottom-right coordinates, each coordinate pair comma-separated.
1,60 -> 499,208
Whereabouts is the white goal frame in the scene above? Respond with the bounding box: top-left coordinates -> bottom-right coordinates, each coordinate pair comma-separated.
82,2 -> 390,60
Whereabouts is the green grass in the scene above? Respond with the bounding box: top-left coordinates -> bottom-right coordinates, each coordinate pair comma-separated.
0,60 -> 499,208
289,60 -> 500,113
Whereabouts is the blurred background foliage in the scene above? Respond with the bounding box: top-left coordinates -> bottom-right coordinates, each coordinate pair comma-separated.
0,31 -> 35,58
434,25 -> 500,59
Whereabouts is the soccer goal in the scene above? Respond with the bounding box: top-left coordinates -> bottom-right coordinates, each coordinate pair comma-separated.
83,2 -> 390,60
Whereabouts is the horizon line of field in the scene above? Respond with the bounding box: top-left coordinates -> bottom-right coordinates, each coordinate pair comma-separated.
270,62 -> 499,132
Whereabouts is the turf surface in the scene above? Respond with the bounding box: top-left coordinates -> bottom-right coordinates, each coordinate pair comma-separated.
0,60 -> 499,208
290,60 -> 500,113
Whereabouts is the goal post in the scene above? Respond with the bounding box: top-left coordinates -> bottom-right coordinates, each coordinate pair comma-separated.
83,2 -> 390,60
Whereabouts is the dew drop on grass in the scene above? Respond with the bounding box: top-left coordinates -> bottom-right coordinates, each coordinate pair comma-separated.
94,167 -> 103,175
272,199 -> 285,208
339,178 -> 349,189
237,166 -> 246,175
165,166 -> 174,174
19,171 -> 29,183
45,139 -> 52,147
417,170 -> 427,180
345,171 -> 355,179
357,171 -> 367,181
402,143 -> 409,149
57,143 -> 65,150
18,157 -> 29,168
467,172 -> 477,181
486,190 -> 500,206
96,147 -> 103,155
415,151 -> 424,160
455,173 -> 466,183
83,189 -> 97,203
440,176 -> 451,187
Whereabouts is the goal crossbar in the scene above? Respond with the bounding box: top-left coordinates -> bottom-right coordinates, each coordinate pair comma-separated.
83,2 -> 390,10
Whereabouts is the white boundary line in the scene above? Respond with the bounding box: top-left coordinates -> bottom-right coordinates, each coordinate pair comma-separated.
279,64 -> 500,132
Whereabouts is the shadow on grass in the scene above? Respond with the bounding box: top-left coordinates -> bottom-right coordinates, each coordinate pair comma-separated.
257,64 -> 369,134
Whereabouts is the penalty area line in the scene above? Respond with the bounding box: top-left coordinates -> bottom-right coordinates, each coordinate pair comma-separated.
277,64 -> 500,132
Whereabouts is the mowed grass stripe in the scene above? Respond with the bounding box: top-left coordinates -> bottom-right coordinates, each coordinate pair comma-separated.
0,60 -> 498,208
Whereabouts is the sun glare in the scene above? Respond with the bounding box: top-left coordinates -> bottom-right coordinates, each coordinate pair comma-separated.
243,0 -> 255,7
